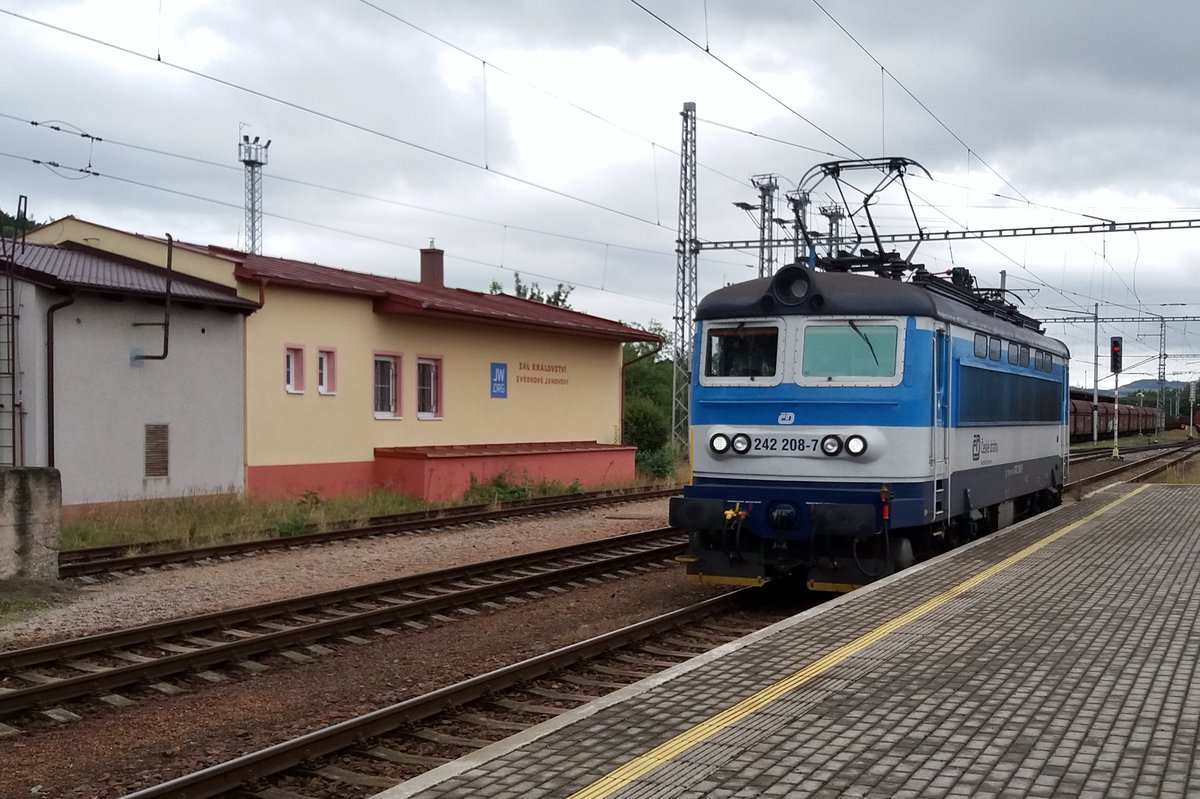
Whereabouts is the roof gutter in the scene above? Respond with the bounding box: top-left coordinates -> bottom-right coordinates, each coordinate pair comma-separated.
46,292 -> 77,468
133,233 -> 173,361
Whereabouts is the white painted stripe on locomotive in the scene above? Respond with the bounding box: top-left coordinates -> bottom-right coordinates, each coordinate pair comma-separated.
691,423 -> 1066,483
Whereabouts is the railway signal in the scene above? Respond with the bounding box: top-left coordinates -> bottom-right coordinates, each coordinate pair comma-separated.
1110,336 -> 1123,374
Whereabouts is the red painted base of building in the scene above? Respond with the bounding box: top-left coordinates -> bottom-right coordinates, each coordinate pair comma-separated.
247,441 -> 638,502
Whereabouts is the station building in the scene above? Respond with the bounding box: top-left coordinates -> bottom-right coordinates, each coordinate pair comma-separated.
20,217 -> 660,505
0,238 -> 254,505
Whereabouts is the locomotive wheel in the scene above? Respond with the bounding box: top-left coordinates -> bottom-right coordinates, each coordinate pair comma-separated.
890,536 -> 914,572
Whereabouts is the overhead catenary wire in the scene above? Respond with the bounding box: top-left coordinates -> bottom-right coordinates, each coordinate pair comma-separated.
0,149 -> 674,310
0,111 -> 688,262
0,7 -> 668,230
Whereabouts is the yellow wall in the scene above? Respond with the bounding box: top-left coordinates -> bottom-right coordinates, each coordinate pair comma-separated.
29,218 -> 256,300
245,285 -> 624,467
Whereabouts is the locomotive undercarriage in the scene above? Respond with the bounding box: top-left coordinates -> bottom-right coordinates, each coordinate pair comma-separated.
674,485 -> 1061,593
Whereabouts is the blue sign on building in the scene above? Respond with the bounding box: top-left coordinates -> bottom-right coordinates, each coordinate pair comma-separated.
490,362 -> 508,398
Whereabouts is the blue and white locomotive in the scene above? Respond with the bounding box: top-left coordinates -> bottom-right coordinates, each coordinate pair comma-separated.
669,259 -> 1070,593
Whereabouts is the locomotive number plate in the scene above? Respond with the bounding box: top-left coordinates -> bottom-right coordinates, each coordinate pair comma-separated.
750,436 -> 822,454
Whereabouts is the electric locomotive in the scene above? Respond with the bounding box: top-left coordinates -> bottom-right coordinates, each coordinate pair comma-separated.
670,260 -> 1070,592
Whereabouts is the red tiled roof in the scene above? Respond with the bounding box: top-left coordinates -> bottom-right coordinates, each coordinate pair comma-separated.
32,217 -> 659,343
2,242 -> 258,311
217,247 -> 658,343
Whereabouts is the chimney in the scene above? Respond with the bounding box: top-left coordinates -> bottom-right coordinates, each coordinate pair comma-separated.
419,247 -> 444,288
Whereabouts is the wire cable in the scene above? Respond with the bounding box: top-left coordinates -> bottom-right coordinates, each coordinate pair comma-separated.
0,7 -> 667,230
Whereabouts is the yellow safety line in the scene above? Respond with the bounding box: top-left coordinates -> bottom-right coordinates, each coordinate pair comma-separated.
569,485 -> 1150,799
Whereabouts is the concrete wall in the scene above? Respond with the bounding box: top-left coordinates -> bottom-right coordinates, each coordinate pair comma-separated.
21,289 -> 245,504
0,468 -> 60,580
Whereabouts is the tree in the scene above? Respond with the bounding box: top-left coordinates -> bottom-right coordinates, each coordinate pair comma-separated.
623,320 -> 672,414
0,208 -> 40,240
621,320 -> 679,477
489,272 -> 574,308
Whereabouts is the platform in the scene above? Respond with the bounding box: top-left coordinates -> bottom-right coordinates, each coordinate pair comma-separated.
375,482 -> 1200,799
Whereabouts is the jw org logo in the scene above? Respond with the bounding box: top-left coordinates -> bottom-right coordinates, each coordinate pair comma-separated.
778,412 -> 796,425
972,434 -> 999,461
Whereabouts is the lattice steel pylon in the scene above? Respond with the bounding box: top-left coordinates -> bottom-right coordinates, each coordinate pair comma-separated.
751,175 -> 778,278
238,135 -> 271,255
671,102 -> 698,454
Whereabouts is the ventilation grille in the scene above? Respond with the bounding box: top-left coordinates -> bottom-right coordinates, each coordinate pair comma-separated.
145,424 -> 168,478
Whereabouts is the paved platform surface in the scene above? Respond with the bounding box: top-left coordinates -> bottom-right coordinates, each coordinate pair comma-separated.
374,483 -> 1200,799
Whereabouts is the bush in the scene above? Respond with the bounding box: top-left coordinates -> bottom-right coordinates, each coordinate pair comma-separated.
624,395 -> 669,451
636,446 -> 677,478
463,471 -> 535,504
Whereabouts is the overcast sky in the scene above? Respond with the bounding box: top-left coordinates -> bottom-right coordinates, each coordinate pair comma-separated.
4,1 -> 1200,392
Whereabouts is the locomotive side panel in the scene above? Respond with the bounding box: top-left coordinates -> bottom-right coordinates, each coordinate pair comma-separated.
945,329 -> 1068,516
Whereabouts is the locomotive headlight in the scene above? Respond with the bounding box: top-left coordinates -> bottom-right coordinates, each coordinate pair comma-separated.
731,434 -> 752,454
771,264 -> 813,305
709,433 -> 731,454
846,435 -> 868,456
820,435 -> 843,456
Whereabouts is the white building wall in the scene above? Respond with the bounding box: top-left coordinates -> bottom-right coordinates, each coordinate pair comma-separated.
17,286 -> 245,504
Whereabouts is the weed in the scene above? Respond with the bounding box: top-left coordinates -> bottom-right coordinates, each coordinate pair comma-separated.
0,578 -> 76,624
635,446 -> 679,479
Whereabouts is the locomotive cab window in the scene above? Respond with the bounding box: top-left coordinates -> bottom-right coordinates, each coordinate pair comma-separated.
799,320 -> 902,386
702,322 -> 781,383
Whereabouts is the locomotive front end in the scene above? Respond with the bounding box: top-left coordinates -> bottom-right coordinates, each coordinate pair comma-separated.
671,266 -> 933,591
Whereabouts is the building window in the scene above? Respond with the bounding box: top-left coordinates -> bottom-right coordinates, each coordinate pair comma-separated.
285,346 -> 305,393
317,349 -> 336,394
374,354 -> 399,417
417,358 -> 442,419
145,424 -> 168,478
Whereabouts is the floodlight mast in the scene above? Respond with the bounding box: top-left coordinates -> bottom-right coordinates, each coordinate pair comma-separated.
239,134 -> 271,255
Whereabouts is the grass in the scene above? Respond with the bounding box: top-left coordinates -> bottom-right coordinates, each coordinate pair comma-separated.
60,489 -> 434,551
60,464 -> 684,552
0,578 -> 77,623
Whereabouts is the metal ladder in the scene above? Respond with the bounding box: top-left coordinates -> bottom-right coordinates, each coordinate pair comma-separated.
0,195 -> 26,466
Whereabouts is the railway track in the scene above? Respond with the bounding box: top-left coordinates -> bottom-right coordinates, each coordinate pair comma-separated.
1067,439 -> 1187,465
58,486 -> 678,579
0,528 -> 685,725
1066,439 -> 1200,491
117,590 -> 792,799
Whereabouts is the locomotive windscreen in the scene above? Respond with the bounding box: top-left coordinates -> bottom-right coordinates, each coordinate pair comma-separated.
704,325 -> 778,378
802,323 -> 898,378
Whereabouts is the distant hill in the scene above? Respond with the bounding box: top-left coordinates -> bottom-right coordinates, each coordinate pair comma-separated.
1118,379 -> 1191,397
1071,378 -> 1193,398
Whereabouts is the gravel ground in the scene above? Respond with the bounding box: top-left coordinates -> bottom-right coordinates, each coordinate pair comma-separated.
0,498 -> 673,648
0,498 -> 736,798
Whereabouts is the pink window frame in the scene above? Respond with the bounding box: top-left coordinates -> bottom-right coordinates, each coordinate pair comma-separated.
416,355 -> 443,419
317,347 -> 338,395
285,344 -> 305,393
373,351 -> 402,418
